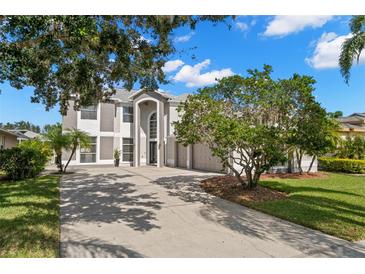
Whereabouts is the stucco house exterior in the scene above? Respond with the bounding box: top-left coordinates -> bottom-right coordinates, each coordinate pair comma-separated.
337,112 -> 365,139
62,89 -> 317,173
0,128 -> 35,149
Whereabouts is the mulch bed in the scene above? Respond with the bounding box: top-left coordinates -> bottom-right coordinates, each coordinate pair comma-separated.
261,172 -> 327,179
201,175 -> 288,203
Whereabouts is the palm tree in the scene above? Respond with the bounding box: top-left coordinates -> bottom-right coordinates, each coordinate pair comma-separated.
43,123 -> 70,173
339,16 -> 365,83
63,128 -> 91,173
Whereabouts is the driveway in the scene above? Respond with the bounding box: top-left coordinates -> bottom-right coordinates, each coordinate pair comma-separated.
60,166 -> 365,257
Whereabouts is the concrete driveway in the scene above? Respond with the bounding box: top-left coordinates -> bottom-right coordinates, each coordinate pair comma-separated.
60,166 -> 365,258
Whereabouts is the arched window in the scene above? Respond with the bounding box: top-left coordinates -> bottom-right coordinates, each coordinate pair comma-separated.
149,112 -> 157,139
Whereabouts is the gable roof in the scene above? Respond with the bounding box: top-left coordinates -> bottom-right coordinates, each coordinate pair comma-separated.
110,89 -> 190,103
128,89 -> 171,100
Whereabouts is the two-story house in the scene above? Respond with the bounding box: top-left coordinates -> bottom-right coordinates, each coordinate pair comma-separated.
62,89 -> 317,173
62,89 -> 193,168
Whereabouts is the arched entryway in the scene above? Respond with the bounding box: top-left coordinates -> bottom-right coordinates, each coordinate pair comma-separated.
133,96 -> 165,167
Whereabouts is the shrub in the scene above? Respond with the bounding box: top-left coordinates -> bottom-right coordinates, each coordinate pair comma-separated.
18,138 -> 52,160
319,157 -> 365,174
0,145 -> 49,180
335,136 -> 365,160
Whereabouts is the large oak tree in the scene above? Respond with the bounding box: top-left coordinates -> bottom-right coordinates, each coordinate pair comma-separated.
0,16 -> 228,114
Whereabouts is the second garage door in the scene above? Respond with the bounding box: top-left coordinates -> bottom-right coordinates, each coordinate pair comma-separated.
192,143 -> 223,172
177,143 -> 187,168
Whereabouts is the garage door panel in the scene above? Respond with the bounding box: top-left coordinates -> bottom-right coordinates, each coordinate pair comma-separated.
192,143 -> 223,172
177,143 -> 187,168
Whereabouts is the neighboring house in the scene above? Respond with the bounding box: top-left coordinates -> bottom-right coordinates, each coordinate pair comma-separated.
337,112 -> 365,139
62,89 -> 317,173
0,128 -> 29,149
9,129 -> 40,139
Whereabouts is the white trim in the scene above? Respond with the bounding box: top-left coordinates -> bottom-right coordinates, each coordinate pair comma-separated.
147,111 -> 157,164
134,97 -> 161,167
128,89 -> 171,100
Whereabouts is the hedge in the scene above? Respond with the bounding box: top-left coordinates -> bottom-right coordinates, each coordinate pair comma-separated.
318,157 -> 365,174
0,146 -> 49,180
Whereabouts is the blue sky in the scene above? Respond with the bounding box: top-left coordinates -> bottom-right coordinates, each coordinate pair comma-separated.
1,15 -> 365,128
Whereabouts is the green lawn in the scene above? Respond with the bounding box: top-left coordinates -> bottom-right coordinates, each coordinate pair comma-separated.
0,175 -> 60,257
245,173 -> 365,242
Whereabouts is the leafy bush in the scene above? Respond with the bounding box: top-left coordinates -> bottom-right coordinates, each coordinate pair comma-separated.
18,138 -> 52,160
319,157 -> 365,174
0,144 -> 49,180
335,136 -> 365,160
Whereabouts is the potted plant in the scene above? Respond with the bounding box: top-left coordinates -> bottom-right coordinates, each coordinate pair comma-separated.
114,149 -> 121,167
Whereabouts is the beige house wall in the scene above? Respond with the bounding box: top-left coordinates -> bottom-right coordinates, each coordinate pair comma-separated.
62,100 -> 77,130
0,132 -> 18,149
100,136 -> 114,160
100,102 -> 114,132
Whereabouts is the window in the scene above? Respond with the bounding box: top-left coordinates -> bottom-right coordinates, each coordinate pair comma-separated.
122,138 -> 134,162
80,137 -> 97,163
123,106 -> 133,123
149,112 -> 157,139
0,135 -> 4,149
81,105 -> 97,120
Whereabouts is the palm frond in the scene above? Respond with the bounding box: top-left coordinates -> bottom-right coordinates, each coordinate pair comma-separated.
339,33 -> 365,83
350,15 -> 365,34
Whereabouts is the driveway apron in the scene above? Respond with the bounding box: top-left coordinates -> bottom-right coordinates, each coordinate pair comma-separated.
60,166 -> 365,258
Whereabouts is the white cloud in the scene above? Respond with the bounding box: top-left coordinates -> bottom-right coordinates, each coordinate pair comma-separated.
162,59 -> 185,73
263,16 -> 333,37
236,22 -> 249,31
306,32 -> 365,69
173,59 -> 234,87
174,32 -> 195,43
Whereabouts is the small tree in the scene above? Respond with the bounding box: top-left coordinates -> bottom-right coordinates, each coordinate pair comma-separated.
43,123 -> 70,173
336,136 -> 365,160
279,74 -> 339,174
174,66 -> 288,189
63,129 -> 91,173
292,104 -> 339,174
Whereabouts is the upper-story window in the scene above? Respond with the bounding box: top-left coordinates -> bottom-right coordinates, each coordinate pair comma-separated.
149,112 -> 157,139
81,105 -> 97,120
123,106 -> 133,123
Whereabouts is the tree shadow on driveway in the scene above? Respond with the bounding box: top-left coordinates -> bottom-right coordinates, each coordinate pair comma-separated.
61,172 -> 163,232
151,174 -> 365,257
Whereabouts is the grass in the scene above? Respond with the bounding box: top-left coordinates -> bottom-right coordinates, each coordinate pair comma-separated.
0,175 -> 60,257
243,172 -> 365,242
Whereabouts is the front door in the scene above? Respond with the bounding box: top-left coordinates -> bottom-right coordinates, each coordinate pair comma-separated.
149,141 -> 157,164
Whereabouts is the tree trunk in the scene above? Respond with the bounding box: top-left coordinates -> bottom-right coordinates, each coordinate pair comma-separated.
295,149 -> 303,175
307,155 -> 316,174
245,169 -> 260,190
252,171 -> 261,189
63,147 -> 76,173
245,169 -> 253,189
56,153 -> 63,173
226,161 -> 246,188
287,151 -> 293,173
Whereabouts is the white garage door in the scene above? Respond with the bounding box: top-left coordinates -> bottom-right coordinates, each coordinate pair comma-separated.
192,143 -> 223,172
177,143 -> 187,168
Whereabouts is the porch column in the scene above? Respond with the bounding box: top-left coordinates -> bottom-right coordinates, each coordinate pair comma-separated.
133,102 -> 140,167
187,144 -> 193,170
157,100 -> 164,167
